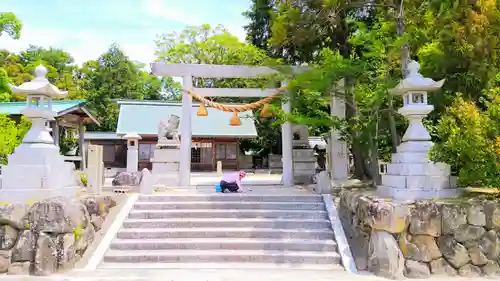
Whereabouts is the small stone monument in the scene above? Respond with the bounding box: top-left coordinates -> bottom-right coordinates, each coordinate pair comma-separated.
291,125 -> 316,184
123,132 -> 141,173
139,168 -> 154,194
0,65 -> 79,203
151,114 -> 181,187
377,60 -> 458,201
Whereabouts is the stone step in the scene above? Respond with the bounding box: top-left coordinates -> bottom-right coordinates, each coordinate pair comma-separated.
122,218 -> 332,229
97,262 -> 344,271
138,194 -> 323,203
127,209 -> 329,220
133,201 -> 326,210
116,228 -> 335,240
109,238 -> 338,252
103,249 -> 341,264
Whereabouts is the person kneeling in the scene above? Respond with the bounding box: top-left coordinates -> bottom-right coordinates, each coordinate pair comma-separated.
220,171 -> 246,193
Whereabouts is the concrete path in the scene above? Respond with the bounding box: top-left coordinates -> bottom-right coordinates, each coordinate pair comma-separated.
1,270 -> 489,281
104,172 -> 285,188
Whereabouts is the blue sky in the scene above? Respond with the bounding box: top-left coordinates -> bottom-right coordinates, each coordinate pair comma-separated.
0,0 -> 251,65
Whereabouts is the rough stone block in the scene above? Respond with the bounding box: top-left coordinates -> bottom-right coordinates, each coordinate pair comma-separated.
0,250 -> 11,273
139,168 -> 154,194
369,201 -> 410,234
7,261 -> 30,275
34,233 -> 58,276
12,230 -> 36,262
429,258 -> 457,276
367,230 -> 404,279
56,233 -> 76,271
0,203 -> 29,229
458,264 -> 482,277
409,201 -> 441,237
405,260 -> 431,278
314,171 -> 330,194
0,225 -> 19,250
437,236 -> 470,268
399,234 -> 441,262
441,204 -> 467,235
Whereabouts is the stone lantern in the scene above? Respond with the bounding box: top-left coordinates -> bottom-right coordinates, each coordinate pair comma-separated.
377,60 -> 458,201
123,132 -> 142,173
0,65 -> 79,203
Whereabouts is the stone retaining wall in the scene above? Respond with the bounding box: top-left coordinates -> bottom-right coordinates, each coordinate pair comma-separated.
339,189 -> 500,279
0,195 -> 116,276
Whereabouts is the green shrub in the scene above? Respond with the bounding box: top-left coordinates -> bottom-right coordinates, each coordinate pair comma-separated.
79,171 -> 88,187
430,95 -> 500,187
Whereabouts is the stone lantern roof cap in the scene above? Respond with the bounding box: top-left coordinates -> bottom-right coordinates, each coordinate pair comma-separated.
389,60 -> 445,95
9,64 -> 68,98
123,132 -> 142,140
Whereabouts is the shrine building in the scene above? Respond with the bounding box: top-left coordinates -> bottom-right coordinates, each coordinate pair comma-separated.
84,100 -> 258,173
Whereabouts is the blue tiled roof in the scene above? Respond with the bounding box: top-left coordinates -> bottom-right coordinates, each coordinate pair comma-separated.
84,132 -> 123,140
116,100 -> 258,138
0,100 -> 86,116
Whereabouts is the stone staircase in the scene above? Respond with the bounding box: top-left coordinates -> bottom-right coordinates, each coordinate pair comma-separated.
98,194 -> 345,270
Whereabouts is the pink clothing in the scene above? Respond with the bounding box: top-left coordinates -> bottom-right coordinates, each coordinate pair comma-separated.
221,172 -> 241,184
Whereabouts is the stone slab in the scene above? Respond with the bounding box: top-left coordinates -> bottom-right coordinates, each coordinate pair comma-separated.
151,162 -> 179,172
385,163 -> 450,176
293,149 -> 315,158
391,152 -> 430,163
396,141 -> 433,153
377,185 -> 460,201
151,148 -> 180,161
381,174 -> 451,190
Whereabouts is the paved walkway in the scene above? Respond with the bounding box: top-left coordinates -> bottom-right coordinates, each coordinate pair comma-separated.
1,270 -> 489,281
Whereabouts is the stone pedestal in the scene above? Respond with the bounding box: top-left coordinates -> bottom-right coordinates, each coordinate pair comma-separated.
293,148 -> 316,184
151,143 -> 180,187
377,60 -> 458,201
268,154 -> 283,174
292,125 -> 315,184
0,65 -> 78,203
377,141 -> 457,200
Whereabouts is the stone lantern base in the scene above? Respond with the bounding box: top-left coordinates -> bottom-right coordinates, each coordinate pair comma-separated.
0,142 -> 79,203
377,141 -> 459,201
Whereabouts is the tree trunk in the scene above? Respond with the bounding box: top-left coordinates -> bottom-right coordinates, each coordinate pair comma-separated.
344,78 -> 367,180
386,0 -> 409,152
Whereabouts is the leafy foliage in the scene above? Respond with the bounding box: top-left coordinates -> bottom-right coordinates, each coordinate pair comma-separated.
0,12 -> 22,40
156,24 -> 282,155
430,94 -> 500,187
82,44 -> 168,131
0,115 -> 31,164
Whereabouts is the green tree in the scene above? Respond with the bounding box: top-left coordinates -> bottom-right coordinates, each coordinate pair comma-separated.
0,12 -> 23,100
430,94 -> 500,187
0,115 -> 30,164
0,12 -> 22,40
18,46 -> 85,99
83,44 -> 165,131
405,0 -> 500,112
156,24 -> 281,155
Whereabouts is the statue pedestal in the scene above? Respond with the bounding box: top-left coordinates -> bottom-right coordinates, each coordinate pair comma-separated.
377,141 -> 458,201
291,125 -> 316,184
0,136 -> 78,203
293,148 -> 316,184
151,142 -> 180,188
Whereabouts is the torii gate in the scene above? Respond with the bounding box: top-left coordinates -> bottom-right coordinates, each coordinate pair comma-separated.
150,63 -> 349,187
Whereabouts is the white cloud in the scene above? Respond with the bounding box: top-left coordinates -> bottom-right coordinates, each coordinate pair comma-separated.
144,0 -> 203,26
0,26 -> 112,65
142,0 -> 247,42
0,26 -> 158,66
0,0 -> 250,66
